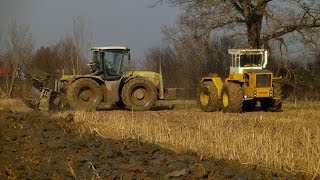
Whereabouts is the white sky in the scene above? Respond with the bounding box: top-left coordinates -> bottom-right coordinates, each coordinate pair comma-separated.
0,0 -> 180,59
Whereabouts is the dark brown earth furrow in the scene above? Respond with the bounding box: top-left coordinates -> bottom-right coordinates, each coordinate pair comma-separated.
0,109 -> 306,179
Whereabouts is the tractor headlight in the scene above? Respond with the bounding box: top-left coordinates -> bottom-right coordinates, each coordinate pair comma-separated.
269,90 -> 273,97
253,90 -> 257,97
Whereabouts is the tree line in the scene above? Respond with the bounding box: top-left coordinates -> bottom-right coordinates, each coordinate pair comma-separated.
0,17 -> 91,97
144,0 -> 320,100
1,0 -> 320,101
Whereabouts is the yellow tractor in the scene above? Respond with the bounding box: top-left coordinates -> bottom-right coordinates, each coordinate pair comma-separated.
198,49 -> 282,113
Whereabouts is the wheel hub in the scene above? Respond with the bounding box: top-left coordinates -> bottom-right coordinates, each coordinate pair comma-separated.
222,92 -> 229,107
133,89 -> 145,100
79,90 -> 91,101
200,91 -> 209,106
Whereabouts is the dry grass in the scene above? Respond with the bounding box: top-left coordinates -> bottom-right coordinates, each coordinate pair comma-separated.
2,99 -> 320,177
0,98 -> 21,108
70,101 -> 320,177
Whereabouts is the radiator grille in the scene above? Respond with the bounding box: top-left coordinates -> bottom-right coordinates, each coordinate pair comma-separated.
256,74 -> 271,88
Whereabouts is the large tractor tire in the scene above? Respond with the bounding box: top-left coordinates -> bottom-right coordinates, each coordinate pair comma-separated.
198,81 -> 221,112
66,78 -> 102,111
121,78 -> 157,111
261,82 -> 282,112
272,82 -> 283,111
221,82 -> 243,113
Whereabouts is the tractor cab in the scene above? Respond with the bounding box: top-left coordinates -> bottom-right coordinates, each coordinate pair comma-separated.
90,46 -> 130,80
228,49 -> 268,74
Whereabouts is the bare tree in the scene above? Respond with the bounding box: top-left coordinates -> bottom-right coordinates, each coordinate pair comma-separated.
55,35 -> 79,75
29,17 -> 91,79
156,0 -> 320,48
72,16 -> 91,74
4,20 -> 33,97
144,33 -> 237,92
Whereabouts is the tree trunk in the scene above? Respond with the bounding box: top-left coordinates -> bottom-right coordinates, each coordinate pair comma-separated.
8,68 -> 17,98
247,19 -> 262,48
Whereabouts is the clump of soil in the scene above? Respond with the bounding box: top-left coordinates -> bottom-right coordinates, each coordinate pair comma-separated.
0,109 -> 304,179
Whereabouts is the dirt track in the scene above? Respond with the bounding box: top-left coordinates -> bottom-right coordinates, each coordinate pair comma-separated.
0,108 -> 306,179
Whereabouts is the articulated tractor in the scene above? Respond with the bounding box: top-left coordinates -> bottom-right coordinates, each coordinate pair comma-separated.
20,46 -> 166,111
198,49 -> 282,113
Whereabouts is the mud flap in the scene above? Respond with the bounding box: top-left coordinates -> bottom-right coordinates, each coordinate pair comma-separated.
48,91 -> 70,111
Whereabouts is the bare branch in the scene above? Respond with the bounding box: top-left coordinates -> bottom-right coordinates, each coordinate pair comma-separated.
157,0 -> 320,48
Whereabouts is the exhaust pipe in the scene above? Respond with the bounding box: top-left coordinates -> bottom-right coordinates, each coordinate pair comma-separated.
159,58 -> 164,100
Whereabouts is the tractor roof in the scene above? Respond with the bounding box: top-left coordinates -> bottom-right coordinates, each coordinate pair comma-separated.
91,46 -> 130,51
228,49 -> 266,55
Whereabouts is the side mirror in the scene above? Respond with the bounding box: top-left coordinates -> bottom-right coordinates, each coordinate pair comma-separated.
128,53 -> 131,61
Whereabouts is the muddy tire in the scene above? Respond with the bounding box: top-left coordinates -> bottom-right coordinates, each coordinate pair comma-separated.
271,82 -> 282,111
66,78 -> 102,111
121,78 -> 157,111
198,81 -> 221,112
222,82 -> 243,113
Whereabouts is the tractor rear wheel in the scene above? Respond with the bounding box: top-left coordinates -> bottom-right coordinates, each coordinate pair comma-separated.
121,78 -> 157,111
198,81 -> 221,112
222,82 -> 243,113
66,78 -> 102,111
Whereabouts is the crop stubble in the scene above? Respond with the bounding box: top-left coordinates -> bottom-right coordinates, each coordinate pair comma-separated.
0,99 -> 319,178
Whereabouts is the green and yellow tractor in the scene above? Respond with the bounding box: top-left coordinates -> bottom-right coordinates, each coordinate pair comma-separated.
198,49 -> 282,113
20,46 -> 166,111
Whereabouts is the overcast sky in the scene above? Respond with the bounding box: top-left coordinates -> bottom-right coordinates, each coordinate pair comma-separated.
0,0 -> 180,59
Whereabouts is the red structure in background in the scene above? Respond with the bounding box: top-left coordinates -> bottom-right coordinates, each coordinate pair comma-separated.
0,65 -> 14,76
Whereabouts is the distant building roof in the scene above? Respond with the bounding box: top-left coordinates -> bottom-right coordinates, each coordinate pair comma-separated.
0,65 -> 13,75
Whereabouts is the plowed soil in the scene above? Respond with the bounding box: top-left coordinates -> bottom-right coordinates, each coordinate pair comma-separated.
0,108 -> 304,179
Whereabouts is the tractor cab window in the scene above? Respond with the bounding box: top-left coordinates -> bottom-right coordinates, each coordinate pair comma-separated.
101,51 -> 125,76
91,51 -> 101,73
240,54 -> 262,67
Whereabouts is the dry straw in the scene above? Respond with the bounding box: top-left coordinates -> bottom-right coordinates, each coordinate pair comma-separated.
71,101 -> 320,177
2,99 -> 320,177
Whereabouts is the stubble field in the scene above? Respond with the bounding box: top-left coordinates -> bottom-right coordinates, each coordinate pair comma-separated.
0,99 -> 319,179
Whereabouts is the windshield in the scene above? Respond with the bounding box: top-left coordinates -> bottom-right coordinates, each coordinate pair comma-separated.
240,54 -> 262,67
92,50 -> 126,76
102,51 -> 124,75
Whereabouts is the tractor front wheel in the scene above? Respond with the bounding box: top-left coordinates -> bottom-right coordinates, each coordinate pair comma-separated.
66,78 -> 102,111
121,78 -> 157,111
198,81 -> 221,112
261,82 -> 282,112
271,82 -> 283,112
221,82 -> 243,113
